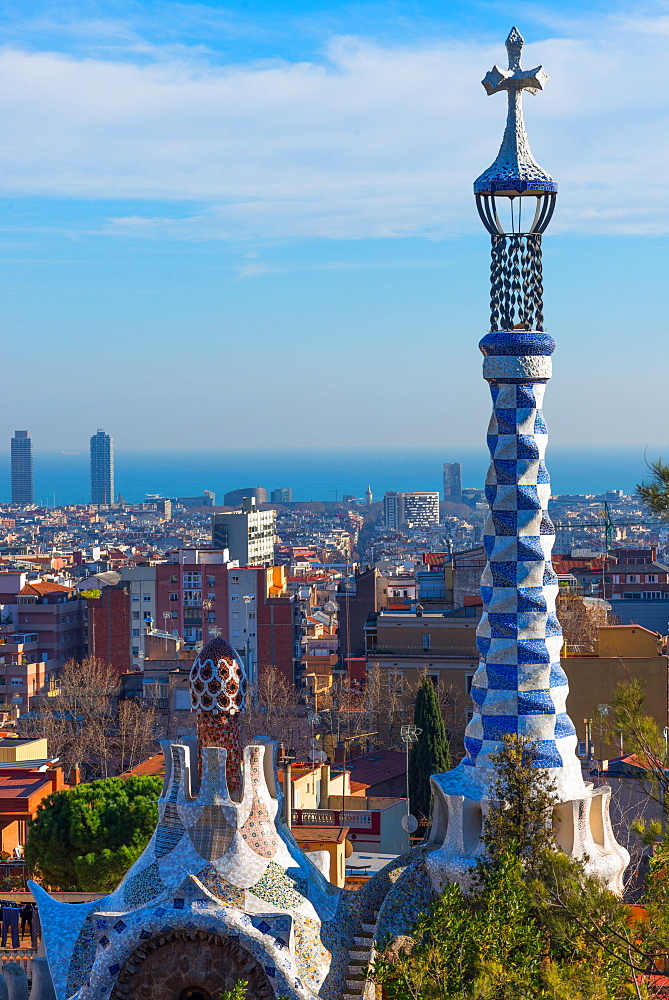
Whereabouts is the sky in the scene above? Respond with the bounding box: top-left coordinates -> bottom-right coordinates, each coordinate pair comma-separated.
0,0 -> 667,455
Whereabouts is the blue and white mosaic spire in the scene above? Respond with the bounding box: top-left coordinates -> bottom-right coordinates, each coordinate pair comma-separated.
428,28 -> 628,894
463,330 -> 581,792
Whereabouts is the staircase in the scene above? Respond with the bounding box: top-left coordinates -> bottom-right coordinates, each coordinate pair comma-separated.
342,909 -> 379,1000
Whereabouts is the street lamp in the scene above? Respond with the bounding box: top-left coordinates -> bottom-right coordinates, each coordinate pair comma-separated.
400,723 -> 422,847
242,595 -> 255,689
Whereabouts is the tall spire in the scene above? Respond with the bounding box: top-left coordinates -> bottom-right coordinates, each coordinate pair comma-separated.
425,29 -> 629,897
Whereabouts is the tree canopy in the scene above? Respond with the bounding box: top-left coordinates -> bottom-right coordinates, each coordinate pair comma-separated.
374,735 -> 647,999
409,677 -> 451,821
19,656 -> 157,780
25,774 -> 162,891
637,458 -> 669,519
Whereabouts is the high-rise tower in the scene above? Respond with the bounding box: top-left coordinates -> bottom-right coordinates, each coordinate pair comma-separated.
443,462 -> 462,503
90,429 -> 114,506
426,28 -> 628,893
11,431 -> 33,505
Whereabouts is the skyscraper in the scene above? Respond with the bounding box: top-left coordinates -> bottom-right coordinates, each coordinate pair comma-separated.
443,462 -> 462,503
11,431 -> 33,504
90,429 -> 115,506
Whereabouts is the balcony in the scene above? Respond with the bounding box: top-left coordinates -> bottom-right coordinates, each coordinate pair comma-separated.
366,644 -> 477,658
292,808 -> 374,829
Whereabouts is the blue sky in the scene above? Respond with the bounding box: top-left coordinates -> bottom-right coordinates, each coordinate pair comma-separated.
0,0 -> 666,455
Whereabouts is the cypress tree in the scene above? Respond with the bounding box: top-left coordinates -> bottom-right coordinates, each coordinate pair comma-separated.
408,676 -> 450,821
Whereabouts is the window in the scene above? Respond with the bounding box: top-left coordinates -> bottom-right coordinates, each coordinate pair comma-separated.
0,677 -> 5,686
171,611 -> 178,619
132,611 -> 140,620
249,611 -> 256,620
132,629 -> 140,637
623,593 -> 642,600
10,679 -> 22,687
143,594 -> 151,601
184,572 -> 201,586
643,592 -> 662,600
421,632 -> 431,651
249,631 -> 256,638
132,594 -> 139,602
647,575 -> 658,583
170,575 -> 178,583
428,674 -> 439,688
169,593 -> 179,602
232,629 -> 239,637
627,575 -> 640,584
132,647 -> 139,656
207,614 -> 215,623
231,575 -> 239,584
207,576 -> 216,586
465,673 -> 475,694
231,595 -> 239,602
173,689 -> 191,711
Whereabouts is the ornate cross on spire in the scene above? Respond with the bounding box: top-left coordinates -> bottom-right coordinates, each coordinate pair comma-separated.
482,26 -> 548,97
474,27 -> 556,196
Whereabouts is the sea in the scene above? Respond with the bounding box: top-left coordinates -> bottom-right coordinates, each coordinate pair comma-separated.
0,447 -> 662,507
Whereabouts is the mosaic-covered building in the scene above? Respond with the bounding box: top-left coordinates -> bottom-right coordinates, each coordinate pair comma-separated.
29,637 -> 433,1000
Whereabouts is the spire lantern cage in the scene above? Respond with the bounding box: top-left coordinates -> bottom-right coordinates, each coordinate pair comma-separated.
475,27 -> 556,332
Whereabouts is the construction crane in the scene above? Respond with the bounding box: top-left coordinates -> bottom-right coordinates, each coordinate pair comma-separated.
554,501 -> 664,555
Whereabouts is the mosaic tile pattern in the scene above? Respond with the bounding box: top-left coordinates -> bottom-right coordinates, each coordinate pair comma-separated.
191,636 -> 248,795
66,913 -> 97,996
241,795 -> 279,858
464,333 -> 579,775
188,804 -> 235,860
196,865 -> 246,907
198,714 -> 243,795
293,916 -> 332,993
249,861 -> 308,911
124,862 -> 166,910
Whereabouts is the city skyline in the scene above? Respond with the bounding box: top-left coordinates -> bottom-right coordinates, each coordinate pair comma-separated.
0,0 -> 666,454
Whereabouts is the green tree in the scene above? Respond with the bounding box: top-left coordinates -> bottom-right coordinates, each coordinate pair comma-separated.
481,735 -> 557,875
25,775 -> 162,891
374,736 -> 636,999
637,458 -> 669,519
409,677 -> 451,821
613,678 -> 669,839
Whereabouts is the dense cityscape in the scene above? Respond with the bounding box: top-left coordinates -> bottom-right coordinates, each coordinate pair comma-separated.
0,4 -> 667,999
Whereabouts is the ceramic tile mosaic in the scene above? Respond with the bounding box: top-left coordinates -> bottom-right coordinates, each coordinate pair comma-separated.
196,865 -> 246,907
66,913 -> 97,996
241,795 -> 279,858
123,861 -> 165,910
424,34 -> 628,897
248,861 -> 308,911
188,803 -> 235,860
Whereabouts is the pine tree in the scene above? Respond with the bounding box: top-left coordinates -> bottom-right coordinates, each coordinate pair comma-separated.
637,458 -> 669,519
481,734 -> 558,876
408,677 -> 451,821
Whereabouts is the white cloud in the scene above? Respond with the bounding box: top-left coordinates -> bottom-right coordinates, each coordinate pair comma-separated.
0,11 -> 667,238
